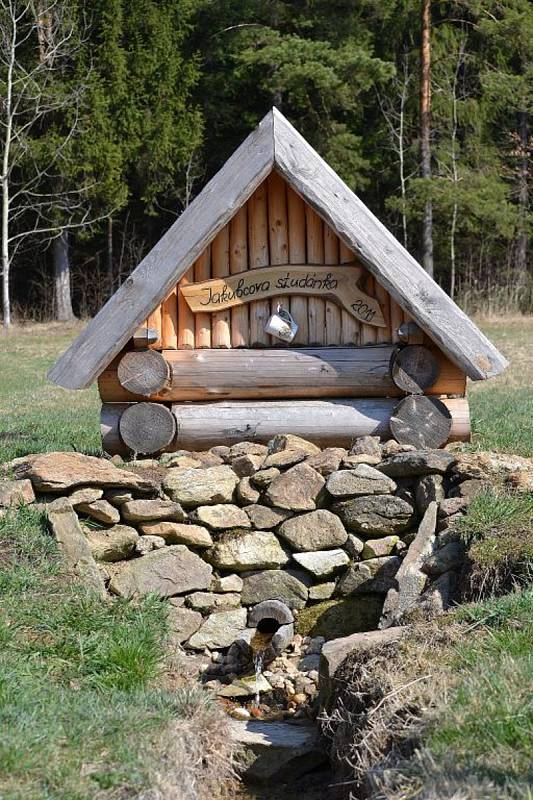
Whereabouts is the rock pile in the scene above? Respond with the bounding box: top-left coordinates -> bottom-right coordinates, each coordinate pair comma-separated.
1,437 -> 484,699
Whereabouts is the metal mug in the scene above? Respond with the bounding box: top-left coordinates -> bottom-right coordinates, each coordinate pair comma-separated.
264,305 -> 298,343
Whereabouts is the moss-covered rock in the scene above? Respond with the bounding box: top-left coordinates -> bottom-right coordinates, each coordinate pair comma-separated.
296,595 -> 383,639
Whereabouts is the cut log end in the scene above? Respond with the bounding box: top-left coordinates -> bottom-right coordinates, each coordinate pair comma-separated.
390,395 -> 452,449
391,345 -> 440,394
117,350 -> 169,396
119,402 -> 176,455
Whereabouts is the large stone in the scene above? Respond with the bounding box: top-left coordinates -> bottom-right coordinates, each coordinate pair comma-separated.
229,441 -> 268,459
0,478 -> 35,507
332,494 -> 414,536
121,499 -> 186,523
163,465 -> 239,507
85,524 -> 139,562
187,607 -> 248,649
264,463 -> 325,511
68,487 -> 103,506
76,499 -> 120,525
211,574 -> 243,593
268,434 -> 321,456
236,477 -> 261,505
47,498 -> 106,595
305,448 -> 346,476
241,570 -> 309,609
326,465 -> 396,499
185,591 -> 241,611
167,606 -> 203,644
262,449 -> 308,470
15,452 -> 156,493
209,530 -> 289,571
109,545 -> 212,598
229,720 -> 326,783
361,535 -> 399,559
191,504 -> 251,530
138,521 -> 213,548
378,450 -> 456,478
336,556 -> 401,595
244,504 -> 292,530
292,549 -> 349,579
379,502 -> 438,628
277,509 -> 347,552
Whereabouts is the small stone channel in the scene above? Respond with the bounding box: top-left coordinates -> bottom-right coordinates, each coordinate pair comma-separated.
2,434 -> 489,789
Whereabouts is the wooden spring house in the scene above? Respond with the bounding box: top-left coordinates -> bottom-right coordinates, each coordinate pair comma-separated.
48,109 -> 507,455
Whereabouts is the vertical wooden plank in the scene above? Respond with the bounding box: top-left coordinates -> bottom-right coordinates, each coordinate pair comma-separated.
248,182 -> 270,346
390,298 -> 404,343
229,206 -> 249,347
287,186 -> 308,345
306,205 -> 326,345
177,269 -> 195,349
161,287 -> 178,349
194,247 -> 211,348
361,274 -> 378,345
146,305 -> 162,349
267,172 -> 289,343
339,241 -> 360,345
324,224 -> 341,346
374,278 -> 391,344
211,226 -> 231,348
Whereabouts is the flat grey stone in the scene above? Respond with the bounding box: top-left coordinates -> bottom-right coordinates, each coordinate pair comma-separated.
326,465 -> 396,499
76,499 -> 120,525
292,549 -> 349,578
336,556 -> 401,595
109,545 -> 212,598
210,574 -> 243,593
332,494 -> 414,536
68,487 -> 103,506
415,475 -> 444,515
167,606 -> 203,644
309,582 -> 336,601
191,503 -> 251,530
267,434 -> 321,456
209,530 -> 290,572
121,499 -> 186,522
188,608 -> 248,649
163,465 -> 238,507
85,524 -> 139,562
245,504 -> 292,530
277,509 -> 347,551
361,535 -> 399,559
304,448 -> 346,476
185,591 -> 241,611
236,477 -> 261,505
378,450 -> 456,478
138,522 -> 213,548
241,570 -> 308,609
47,498 -> 106,595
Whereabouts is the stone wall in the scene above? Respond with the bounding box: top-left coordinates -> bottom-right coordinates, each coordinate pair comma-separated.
2,435 -> 484,662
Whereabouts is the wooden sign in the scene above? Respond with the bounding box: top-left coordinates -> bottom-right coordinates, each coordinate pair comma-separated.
180,264 -> 386,327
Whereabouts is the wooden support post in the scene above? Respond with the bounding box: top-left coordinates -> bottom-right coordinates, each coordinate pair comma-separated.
146,305 -> 162,349
211,226 -> 231,348
194,248 -> 211,348
287,186 -> 308,344
390,299 -> 404,344
177,269 -> 195,349
230,206 -> 249,347
306,205 -> 326,345
267,171 -> 289,342
340,242 -> 360,345
324,225 -> 341,345
161,287 -> 178,349
374,279 -> 391,344
248,183 -> 270,346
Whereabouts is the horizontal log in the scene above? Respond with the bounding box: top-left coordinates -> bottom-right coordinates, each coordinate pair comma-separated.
100,397 -> 470,455
98,346 -> 467,403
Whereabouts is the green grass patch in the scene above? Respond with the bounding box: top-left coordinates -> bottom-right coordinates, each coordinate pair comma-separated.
0,507 -> 223,800
423,591 -> 533,796
457,489 -> 533,595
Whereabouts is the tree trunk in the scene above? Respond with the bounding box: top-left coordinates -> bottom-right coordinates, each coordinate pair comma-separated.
420,0 -> 433,277
107,216 -> 113,295
516,110 -> 529,291
1,175 -> 10,329
54,230 -> 75,321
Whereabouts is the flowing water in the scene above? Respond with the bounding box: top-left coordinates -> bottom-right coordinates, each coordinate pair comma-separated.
253,651 -> 265,707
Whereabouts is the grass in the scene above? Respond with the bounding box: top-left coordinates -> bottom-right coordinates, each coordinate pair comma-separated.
0,316 -> 532,463
0,507 -> 237,800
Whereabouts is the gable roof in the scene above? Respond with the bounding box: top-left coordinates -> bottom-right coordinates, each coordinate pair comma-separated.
48,108 -> 507,389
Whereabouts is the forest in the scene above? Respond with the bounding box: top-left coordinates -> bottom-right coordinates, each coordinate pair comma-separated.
0,0 -> 531,327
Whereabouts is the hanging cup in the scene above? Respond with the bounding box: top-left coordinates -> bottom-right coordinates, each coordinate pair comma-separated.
264,305 -> 299,343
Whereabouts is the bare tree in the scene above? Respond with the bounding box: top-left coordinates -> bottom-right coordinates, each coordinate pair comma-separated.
0,0 -> 107,327
377,52 -> 414,249
420,0 -> 433,276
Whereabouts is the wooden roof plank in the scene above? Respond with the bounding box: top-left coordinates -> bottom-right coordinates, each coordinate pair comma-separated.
271,108 -> 507,380
47,112 -> 275,389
